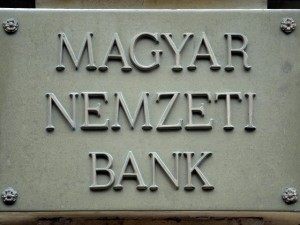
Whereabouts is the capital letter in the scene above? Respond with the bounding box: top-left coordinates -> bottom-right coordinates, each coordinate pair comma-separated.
245,92 -> 256,131
45,92 -> 78,131
149,152 -> 182,191
114,151 -> 147,190
89,152 -> 115,190
161,33 -> 193,72
81,92 -> 109,130
56,32 -> 96,71
187,32 -> 221,71
184,152 -> 214,191
130,32 -> 162,71
224,33 -> 251,71
112,92 -> 152,130
156,92 -> 183,131
215,92 -> 242,131
185,92 -> 213,130
99,33 -> 132,72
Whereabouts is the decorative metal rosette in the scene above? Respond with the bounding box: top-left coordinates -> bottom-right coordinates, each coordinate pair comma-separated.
280,18 -> 296,34
282,187 -> 298,204
2,18 -> 19,34
1,187 -> 18,205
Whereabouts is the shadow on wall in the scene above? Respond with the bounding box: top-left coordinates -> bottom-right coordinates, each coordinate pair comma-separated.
268,0 -> 300,9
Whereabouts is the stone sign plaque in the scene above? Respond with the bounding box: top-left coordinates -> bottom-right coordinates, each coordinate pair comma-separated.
0,9 -> 299,211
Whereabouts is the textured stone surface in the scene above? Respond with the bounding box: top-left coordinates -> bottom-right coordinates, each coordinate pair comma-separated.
36,0 -> 267,9
0,9 -> 299,212
0,211 -> 299,225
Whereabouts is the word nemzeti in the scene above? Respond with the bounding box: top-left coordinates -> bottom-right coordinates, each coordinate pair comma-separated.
89,151 -> 213,191
46,92 -> 256,132
56,32 -> 251,72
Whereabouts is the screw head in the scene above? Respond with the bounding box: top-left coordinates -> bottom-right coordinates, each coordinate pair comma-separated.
281,18 -> 296,34
2,18 -> 19,34
1,187 -> 18,205
282,187 -> 297,205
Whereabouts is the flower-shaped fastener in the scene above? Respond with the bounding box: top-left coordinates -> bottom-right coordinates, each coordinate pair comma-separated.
2,18 -> 19,34
1,187 -> 18,205
281,18 -> 296,34
282,187 -> 298,204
